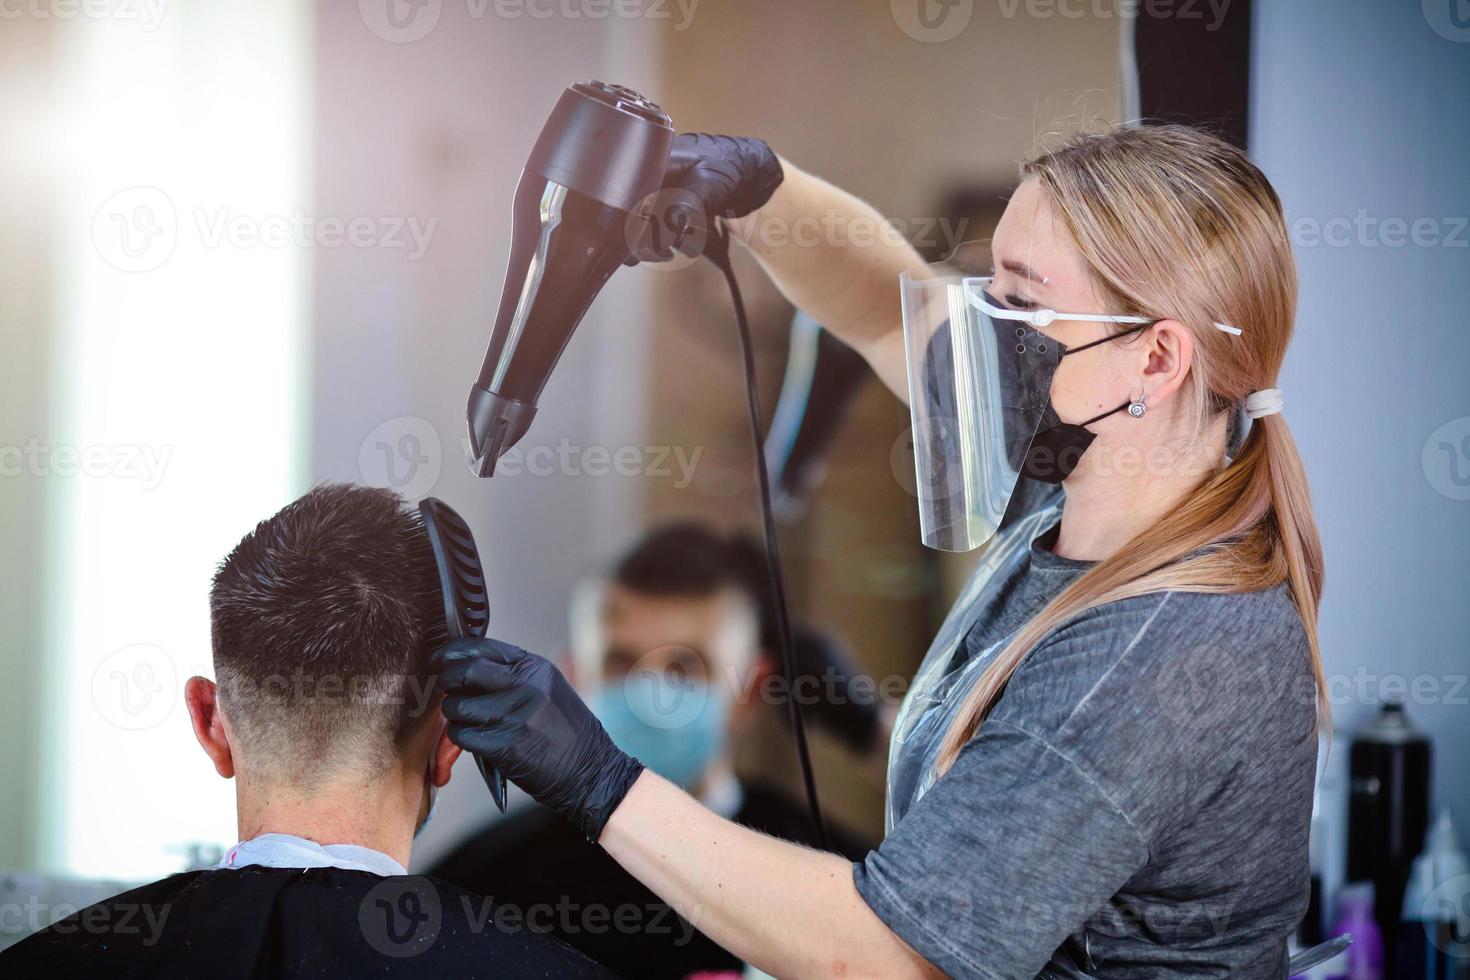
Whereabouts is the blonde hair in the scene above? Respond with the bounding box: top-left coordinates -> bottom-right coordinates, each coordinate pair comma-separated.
935,124 -> 1327,773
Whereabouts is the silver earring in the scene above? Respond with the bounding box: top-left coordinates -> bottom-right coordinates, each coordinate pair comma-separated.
1127,397 -> 1147,419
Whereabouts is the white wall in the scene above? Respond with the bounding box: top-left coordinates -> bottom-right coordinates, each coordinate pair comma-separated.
1252,0 -> 1470,863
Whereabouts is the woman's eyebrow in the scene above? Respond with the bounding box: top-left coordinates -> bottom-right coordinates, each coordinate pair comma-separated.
1000,259 -> 1049,285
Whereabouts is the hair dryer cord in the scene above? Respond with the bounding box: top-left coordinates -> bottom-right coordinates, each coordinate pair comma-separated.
703,221 -> 829,851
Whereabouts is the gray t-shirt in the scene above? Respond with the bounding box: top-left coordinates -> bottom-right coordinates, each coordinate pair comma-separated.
854,523 -> 1318,979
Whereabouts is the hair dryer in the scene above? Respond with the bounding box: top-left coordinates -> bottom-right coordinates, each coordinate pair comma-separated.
462,83 -> 829,848
466,81 -> 674,476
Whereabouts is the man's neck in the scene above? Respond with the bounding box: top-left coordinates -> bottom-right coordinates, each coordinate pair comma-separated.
234,772 -> 421,870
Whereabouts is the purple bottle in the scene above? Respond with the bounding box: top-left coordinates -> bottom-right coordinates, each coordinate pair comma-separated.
1326,883 -> 1383,980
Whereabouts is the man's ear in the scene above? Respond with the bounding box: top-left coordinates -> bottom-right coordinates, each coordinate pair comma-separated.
431,719 -> 462,788
185,676 -> 235,779
1138,319 -> 1195,407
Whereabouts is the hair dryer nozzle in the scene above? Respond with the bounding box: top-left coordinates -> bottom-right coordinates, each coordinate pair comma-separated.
466,386 -> 537,477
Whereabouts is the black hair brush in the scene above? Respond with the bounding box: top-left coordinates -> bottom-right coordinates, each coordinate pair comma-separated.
419,496 -> 507,812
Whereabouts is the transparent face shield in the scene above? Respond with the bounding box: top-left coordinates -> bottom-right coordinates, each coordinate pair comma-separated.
900,272 -> 1244,551
899,273 -> 1075,551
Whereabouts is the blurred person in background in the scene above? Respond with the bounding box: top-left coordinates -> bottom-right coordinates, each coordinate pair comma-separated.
431,523 -> 875,979
0,484 -> 609,978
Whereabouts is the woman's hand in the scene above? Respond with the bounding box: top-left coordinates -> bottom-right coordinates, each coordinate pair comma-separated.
433,637 -> 645,841
640,131 -> 923,401
435,637 -> 937,978
632,132 -> 785,262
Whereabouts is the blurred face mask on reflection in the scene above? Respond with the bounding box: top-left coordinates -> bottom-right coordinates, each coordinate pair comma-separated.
593,669 -> 731,791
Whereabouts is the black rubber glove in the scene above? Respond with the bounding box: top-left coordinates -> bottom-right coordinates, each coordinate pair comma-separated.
631,132 -> 784,262
434,636 -> 645,841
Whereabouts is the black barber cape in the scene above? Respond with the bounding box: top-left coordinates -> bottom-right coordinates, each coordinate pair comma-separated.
0,865 -> 614,978
431,781 -> 872,979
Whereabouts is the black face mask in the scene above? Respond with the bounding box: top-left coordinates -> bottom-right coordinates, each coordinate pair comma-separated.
981,293 -> 1152,487
1024,398 -> 1134,483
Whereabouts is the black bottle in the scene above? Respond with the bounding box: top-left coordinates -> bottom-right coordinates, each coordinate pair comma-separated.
1346,701 -> 1432,976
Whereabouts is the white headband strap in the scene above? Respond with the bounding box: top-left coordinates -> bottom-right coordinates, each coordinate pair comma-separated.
1245,388 -> 1284,420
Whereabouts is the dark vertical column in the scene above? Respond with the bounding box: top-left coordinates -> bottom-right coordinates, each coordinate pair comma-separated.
1133,0 -> 1254,148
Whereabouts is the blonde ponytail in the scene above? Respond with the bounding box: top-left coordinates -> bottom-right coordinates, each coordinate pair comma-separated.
934,126 -> 1327,774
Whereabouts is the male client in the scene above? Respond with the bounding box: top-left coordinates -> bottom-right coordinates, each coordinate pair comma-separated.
3,484 -> 609,978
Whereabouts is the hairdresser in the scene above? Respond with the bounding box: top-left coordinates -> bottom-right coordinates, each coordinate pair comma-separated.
435,127 -> 1327,978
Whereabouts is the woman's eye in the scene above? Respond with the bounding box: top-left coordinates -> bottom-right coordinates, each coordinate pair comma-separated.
1004,293 -> 1038,311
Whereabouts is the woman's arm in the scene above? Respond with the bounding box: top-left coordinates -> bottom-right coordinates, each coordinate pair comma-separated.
651,136 -> 926,402
601,771 -> 942,980
434,638 -> 942,979
730,160 -> 924,401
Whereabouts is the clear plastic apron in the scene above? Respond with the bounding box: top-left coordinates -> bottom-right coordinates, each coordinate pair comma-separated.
885,499 -> 1105,978
886,501 -> 1063,834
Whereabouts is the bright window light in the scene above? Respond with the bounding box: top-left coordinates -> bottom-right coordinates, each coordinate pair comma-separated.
45,4 -> 311,880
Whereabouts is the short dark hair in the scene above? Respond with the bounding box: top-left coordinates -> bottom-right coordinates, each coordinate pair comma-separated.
209,483 -> 447,778
611,523 -> 774,649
